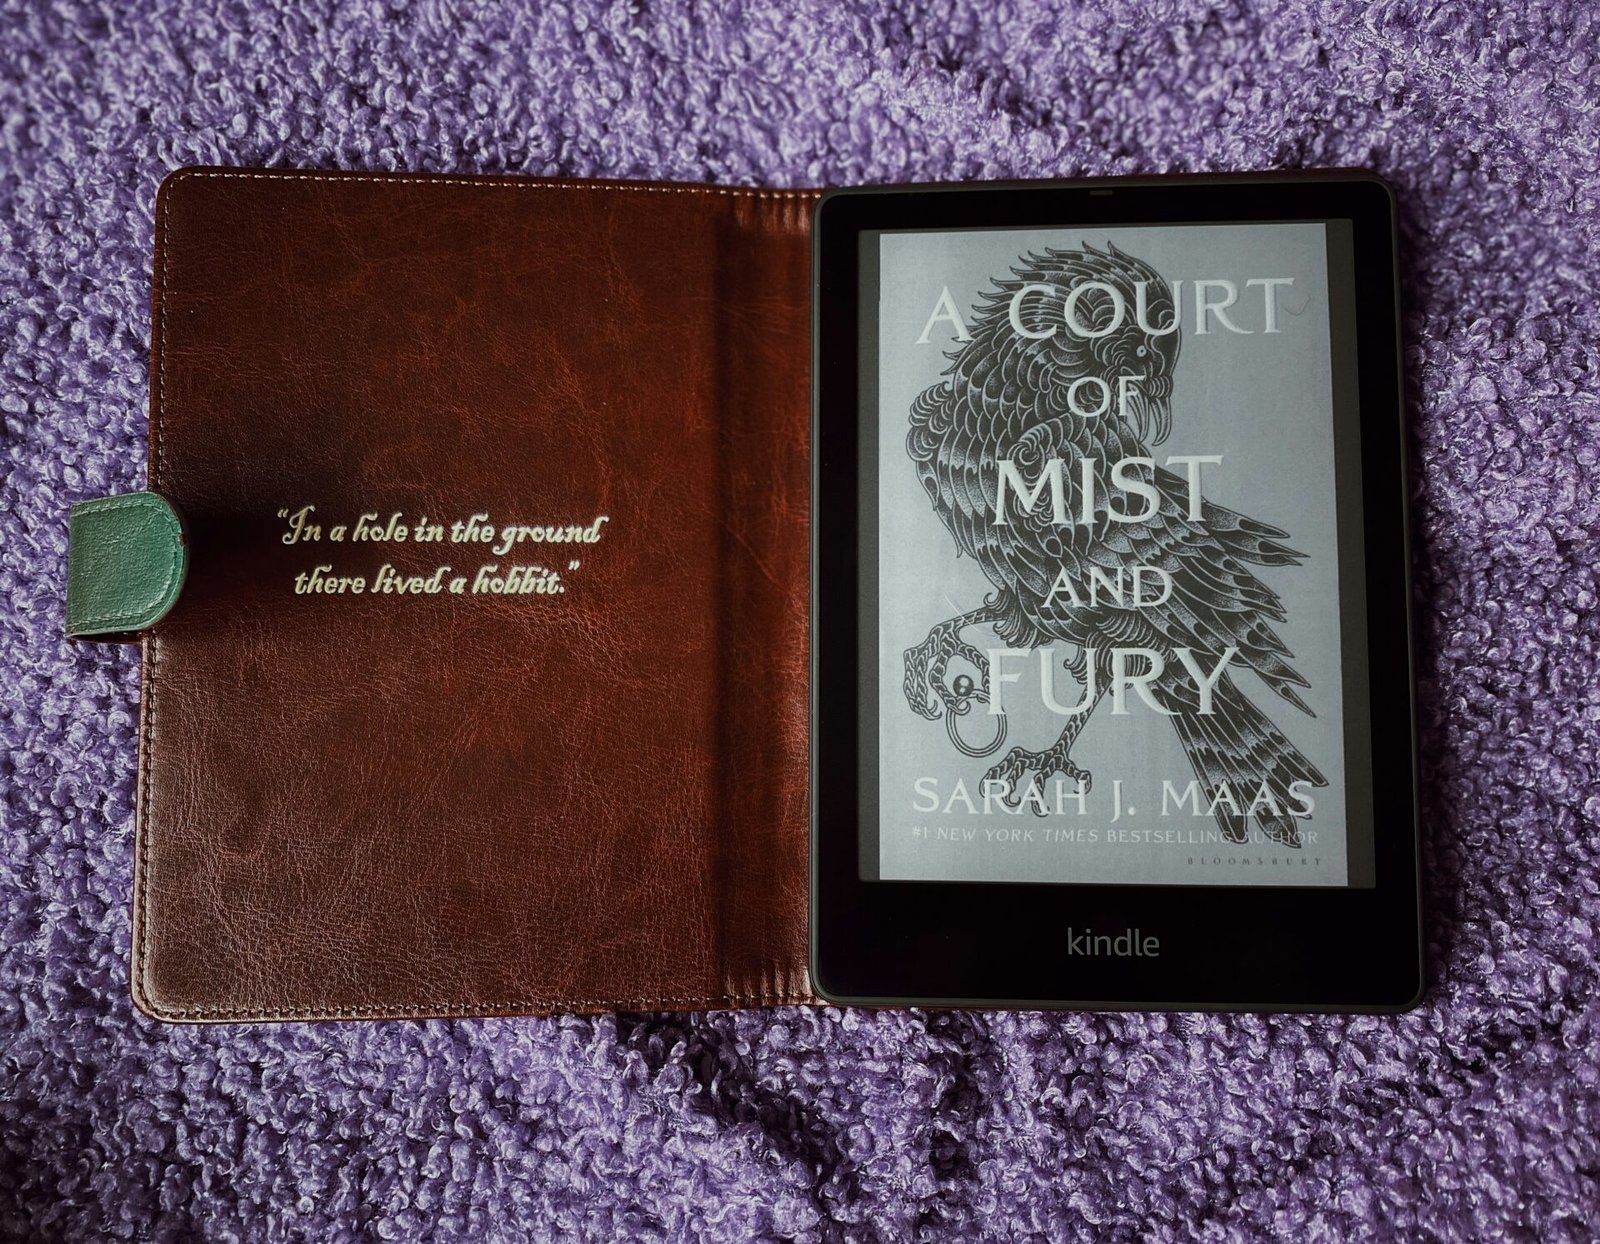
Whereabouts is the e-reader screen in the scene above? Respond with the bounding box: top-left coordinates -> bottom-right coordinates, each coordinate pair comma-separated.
859,221 -> 1375,888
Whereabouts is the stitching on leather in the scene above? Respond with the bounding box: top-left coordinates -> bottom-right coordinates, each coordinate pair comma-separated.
135,195 -> 174,1022
73,494 -> 182,628
141,993 -> 819,1021
181,167 -> 822,201
136,167 -> 818,1021
136,625 -> 159,1016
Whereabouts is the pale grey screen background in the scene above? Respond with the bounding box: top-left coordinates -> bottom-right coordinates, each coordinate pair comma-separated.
873,223 -> 1355,887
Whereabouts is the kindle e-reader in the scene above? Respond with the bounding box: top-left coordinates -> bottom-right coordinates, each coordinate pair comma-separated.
810,172 -> 1422,1012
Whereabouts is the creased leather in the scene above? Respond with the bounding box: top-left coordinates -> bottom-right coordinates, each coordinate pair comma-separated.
133,167 -> 820,1021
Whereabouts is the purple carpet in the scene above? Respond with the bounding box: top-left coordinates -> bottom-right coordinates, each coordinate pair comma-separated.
3,1 -> 1598,1239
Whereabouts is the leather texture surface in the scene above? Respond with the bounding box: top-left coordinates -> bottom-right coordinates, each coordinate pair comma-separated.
67,491 -> 188,639
136,167 -> 821,1020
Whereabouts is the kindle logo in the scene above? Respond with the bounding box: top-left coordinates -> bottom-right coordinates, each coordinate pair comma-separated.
1065,928 -> 1161,957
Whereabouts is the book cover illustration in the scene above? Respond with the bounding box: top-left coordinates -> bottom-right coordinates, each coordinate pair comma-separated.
875,224 -> 1366,887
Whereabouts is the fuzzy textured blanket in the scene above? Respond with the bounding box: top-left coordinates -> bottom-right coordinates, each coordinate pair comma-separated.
2,1 -> 1598,1240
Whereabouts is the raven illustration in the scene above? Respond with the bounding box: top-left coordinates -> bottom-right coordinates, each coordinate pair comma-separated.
902,242 -> 1326,847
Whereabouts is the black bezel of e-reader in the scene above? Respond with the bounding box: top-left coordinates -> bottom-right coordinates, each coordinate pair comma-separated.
809,172 -> 1422,1013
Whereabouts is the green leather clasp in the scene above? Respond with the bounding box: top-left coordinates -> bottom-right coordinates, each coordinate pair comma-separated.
66,492 -> 188,640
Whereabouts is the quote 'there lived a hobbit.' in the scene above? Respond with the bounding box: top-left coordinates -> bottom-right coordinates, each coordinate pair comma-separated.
275,505 -> 610,597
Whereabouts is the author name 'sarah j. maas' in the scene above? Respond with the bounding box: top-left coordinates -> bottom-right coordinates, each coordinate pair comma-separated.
910,774 -> 1318,824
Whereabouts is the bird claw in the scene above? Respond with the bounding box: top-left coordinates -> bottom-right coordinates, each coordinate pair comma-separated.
983,742 -> 1092,817
903,620 -> 991,721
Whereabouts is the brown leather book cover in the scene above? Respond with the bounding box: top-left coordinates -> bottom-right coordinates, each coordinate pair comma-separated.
134,167 -> 820,1020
